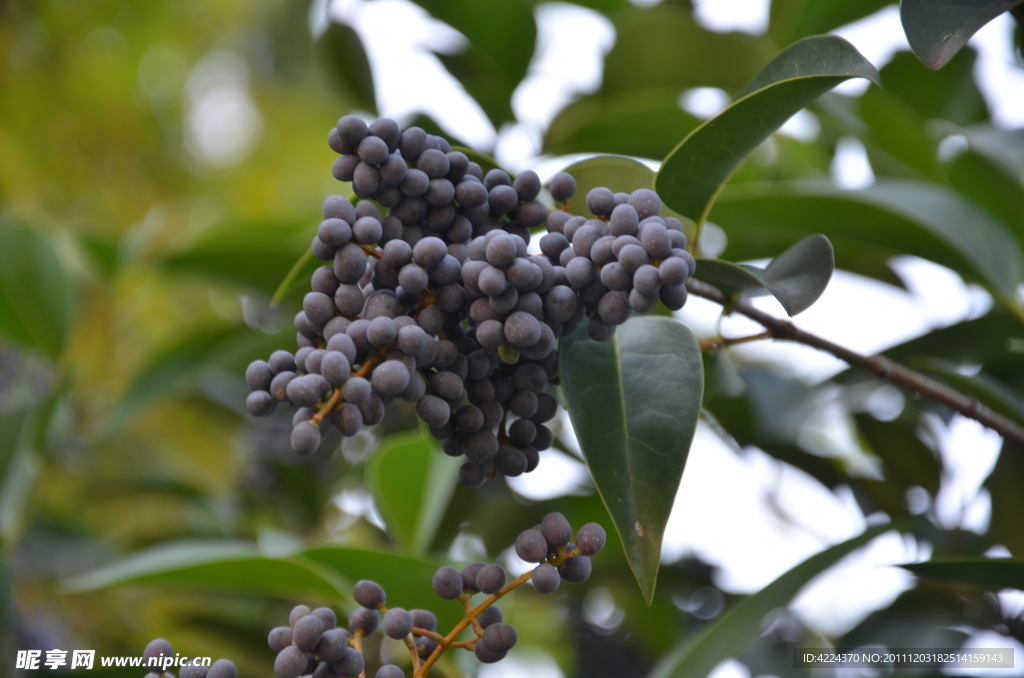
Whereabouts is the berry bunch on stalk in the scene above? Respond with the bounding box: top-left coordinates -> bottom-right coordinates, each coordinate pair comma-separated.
244,115 -> 695,487
267,514 -> 605,678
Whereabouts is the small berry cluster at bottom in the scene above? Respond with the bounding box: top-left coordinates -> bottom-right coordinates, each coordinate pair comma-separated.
269,513 -> 605,678
141,639 -> 235,678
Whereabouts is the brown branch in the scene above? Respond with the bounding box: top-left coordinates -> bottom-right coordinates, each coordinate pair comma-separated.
361,245 -> 384,259
352,633 -> 366,678
686,278 -> 1024,447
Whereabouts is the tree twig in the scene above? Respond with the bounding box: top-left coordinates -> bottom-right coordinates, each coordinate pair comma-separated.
686,278 -> 1024,447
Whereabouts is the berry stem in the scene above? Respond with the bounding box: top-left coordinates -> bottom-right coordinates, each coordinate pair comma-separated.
412,628 -> 447,644
361,245 -> 384,259
311,350 -> 389,427
417,550 -> 580,677
352,632 -> 366,678
459,595 -> 485,637
403,635 -> 421,673
686,277 -> 1024,447
699,330 -> 772,352
310,388 -> 343,427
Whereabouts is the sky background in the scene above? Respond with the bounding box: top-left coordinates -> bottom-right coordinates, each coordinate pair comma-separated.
189,2 -> 1024,675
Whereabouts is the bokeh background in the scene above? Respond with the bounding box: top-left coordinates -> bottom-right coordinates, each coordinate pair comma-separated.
3,1 -> 1024,677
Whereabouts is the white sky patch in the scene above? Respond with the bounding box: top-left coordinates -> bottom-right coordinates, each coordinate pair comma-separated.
479,652 -> 566,678
970,13 -> 1024,129
183,50 -> 263,168
791,530 -> 921,636
505,448 -> 593,501
679,87 -> 731,119
498,3 -> 615,170
325,0 -> 496,149
947,631 -> 1024,677
777,109 -> 821,142
692,0 -> 771,35
708,658 -> 752,678
662,423 -> 862,592
933,415 -> 1002,532
831,136 -> 875,189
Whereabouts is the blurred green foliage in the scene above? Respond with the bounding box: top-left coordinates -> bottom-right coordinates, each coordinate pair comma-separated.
3,0 -> 1024,677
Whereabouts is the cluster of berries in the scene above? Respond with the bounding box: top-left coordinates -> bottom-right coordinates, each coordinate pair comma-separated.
269,513 -> 605,678
244,116 -> 693,487
141,639 -> 235,678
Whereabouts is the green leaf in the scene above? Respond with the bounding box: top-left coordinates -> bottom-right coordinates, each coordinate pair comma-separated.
544,89 -> 701,160
602,4 -> 775,97
948,150 -> 1024,247
901,558 -> 1024,590
0,223 -> 74,359
62,541 -> 351,602
768,0 -> 892,45
656,35 -> 881,224
987,441 -> 1024,555
755,233 -> 834,315
649,523 -> 901,678
692,235 -> 834,315
414,0 -> 535,127
691,259 -> 771,303
79,232 -> 121,280
711,179 -> 1024,298
900,0 -> 1024,70
558,155 -> 655,219
316,21 -> 376,112
300,546 -> 461,629
159,221 -> 312,295
271,249 -> 315,307
365,432 -> 460,555
877,49 -> 989,126
559,316 -> 703,604
104,325 -> 289,431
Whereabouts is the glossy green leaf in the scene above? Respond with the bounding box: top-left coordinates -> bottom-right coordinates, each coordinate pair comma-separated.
63,541 -> 351,602
757,233 -> 834,315
414,0 -> 535,126
900,0 -> 1024,70
693,235 -> 834,315
649,523 -> 900,678
0,223 -> 74,359
559,316 -> 704,604
901,558 -> 1024,589
159,221 -> 312,295
365,432 -> 460,555
559,155 -> 655,218
692,259 -> 770,303
711,179 -> 1024,298
316,21 -> 376,112
300,546 -> 460,629
656,35 -> 880,224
